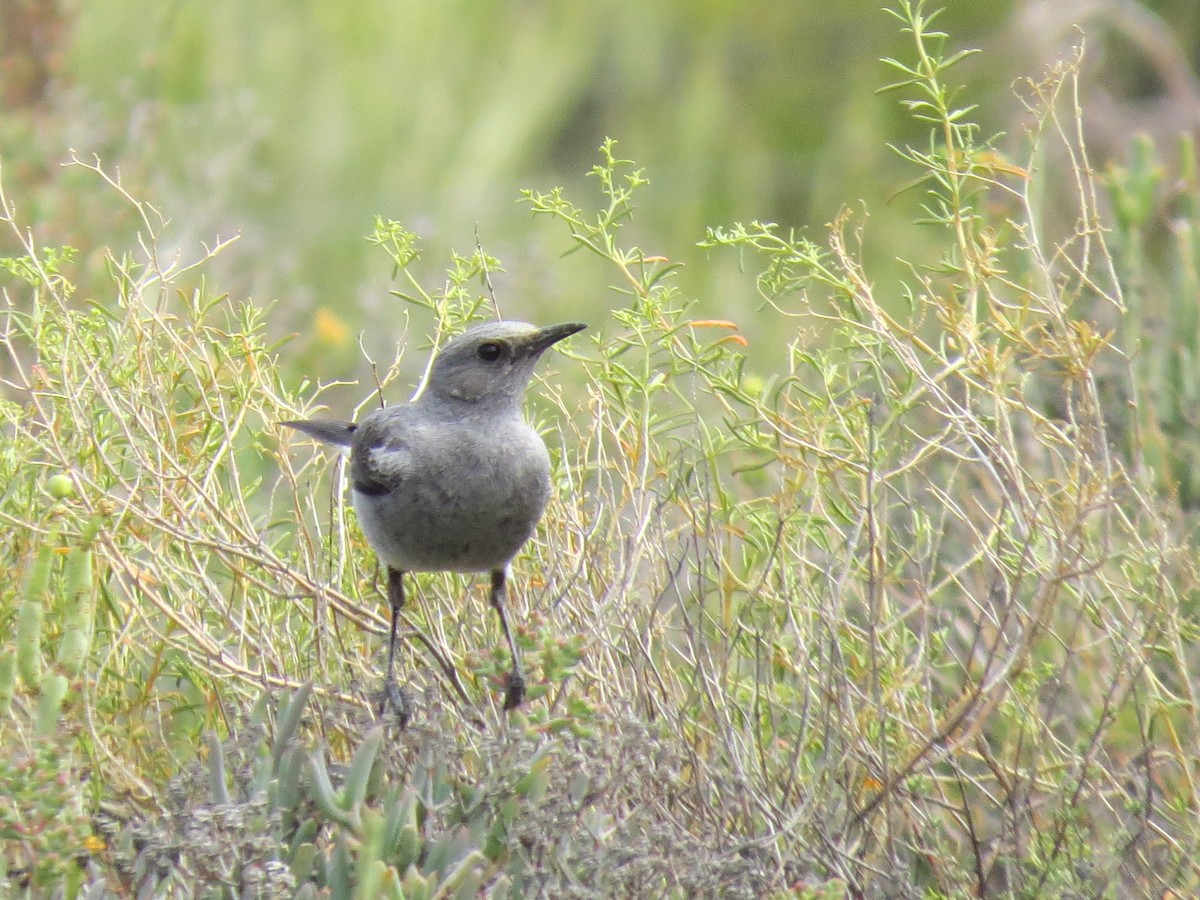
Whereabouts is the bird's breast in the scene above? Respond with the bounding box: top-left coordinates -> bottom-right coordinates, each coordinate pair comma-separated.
351,421 -> 553,573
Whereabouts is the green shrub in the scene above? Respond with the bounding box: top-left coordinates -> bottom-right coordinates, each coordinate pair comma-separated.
1,2 -> 1199,896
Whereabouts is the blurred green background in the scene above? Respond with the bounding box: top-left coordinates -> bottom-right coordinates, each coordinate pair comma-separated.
2,0 -> 1198,376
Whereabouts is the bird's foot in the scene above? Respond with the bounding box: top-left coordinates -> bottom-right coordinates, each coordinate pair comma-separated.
377,678 -> 413,729
502,671 -> 526,711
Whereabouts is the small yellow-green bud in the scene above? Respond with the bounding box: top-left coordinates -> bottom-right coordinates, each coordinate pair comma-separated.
46,473 -> 75,500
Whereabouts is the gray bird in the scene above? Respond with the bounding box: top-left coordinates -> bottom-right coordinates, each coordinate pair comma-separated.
283,320 -> 585,726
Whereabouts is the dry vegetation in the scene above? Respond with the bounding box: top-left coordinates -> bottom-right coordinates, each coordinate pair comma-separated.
2,3 -> 1200,897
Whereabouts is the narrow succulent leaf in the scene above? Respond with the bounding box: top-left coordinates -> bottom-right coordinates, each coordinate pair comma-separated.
16,599 -> 44,689
342,725 -> 385,812
0,652 -> 13,716
329,836 -> 354,898
272,681 -> 313,771
290,842 -> 317,885
205,731 -> 232,805
308,749 -> 357,830
355,808 -> 387,898
35,673 -> 69,737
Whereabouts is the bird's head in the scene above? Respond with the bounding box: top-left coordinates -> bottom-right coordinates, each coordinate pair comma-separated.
422,321 -> 587,407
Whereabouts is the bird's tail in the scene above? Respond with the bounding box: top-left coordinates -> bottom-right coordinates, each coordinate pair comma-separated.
280,419 -> 357,447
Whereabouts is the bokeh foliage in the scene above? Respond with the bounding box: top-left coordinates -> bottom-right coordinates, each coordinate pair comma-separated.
3,0 -> 1200,895
0,0 -> 1024,369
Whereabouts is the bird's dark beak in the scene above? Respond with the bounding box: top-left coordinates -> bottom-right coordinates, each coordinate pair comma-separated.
525,322 -> 587,356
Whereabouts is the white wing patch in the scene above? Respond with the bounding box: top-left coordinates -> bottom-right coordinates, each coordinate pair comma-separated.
368,443 -> 412,478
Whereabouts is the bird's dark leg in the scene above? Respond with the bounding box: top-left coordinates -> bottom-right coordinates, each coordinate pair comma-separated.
489,568 -> 525,711
380,566 -> 412,727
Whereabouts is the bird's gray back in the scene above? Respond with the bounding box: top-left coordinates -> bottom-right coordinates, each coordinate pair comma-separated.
349,403 -> 552,573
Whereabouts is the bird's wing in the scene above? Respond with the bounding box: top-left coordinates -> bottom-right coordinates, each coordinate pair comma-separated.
280,419 -> 357,447
350,410 -> 413,497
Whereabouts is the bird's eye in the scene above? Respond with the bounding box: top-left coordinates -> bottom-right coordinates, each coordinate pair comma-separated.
477,342 -> 504,362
